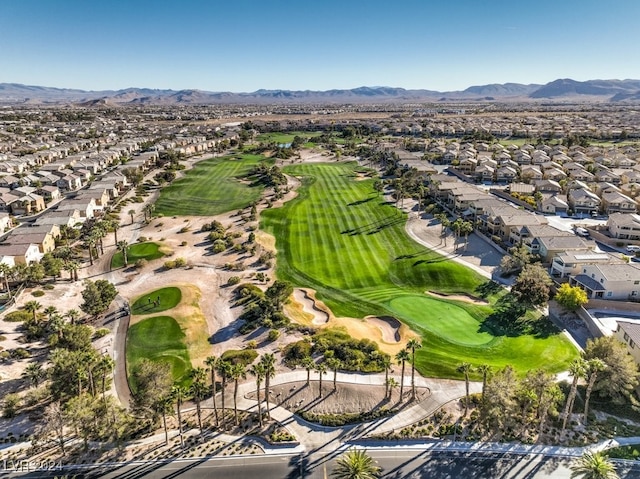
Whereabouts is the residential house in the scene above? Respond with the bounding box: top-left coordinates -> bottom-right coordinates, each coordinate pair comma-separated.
34,209 -> 82,228
569,263 -> 640,300
538,194 -> 569,215
601,190 -> 638,214
607,213 -> 640,241
9,193 -> 46,215
550,251 -> 619,279
0,212 -> 12,232
37,185 -> 61,203
0,242 -> 42,264
55,198 -> 97,219
614,322 -> 640,365
568,188 -> 601,216
528,235 -> 594,263
7,231 -> 56,254
534,179 -> 562,193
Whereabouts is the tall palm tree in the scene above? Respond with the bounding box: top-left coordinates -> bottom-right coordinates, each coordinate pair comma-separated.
260,353 -> 276,420
189,367 -> 207,435
217,359 -> 232,429
65,308 -> 80,325
64,260 -> 79,282
327,357 -> 341,391
387,377 -> 399,402
156,394 -> 174,446
316,361 -> 328,398
98,355 -> 115,406
85,236 -> 96,265
43,305 -> 58,322
0,263 -> 12,296
24,300 -> 42,322
395,349 -> 410,402
561,358 -> 586,434
171,384 -> 188,449
476,364 -> 492,400
331,448 -> 382,479
457,362 -> 473,416
230,363 -> 247,426
128,209 -> 136,225
570,451 -> 619,479
407,338 -> 422,401
301,356 -> 314,387
204,356 -> 219,427
381,354 -> 392,399
116,240 -> 129,266
249,362 -> 266,427
583,359 -> 606,426
460,220 -> 474,251
48,313 -> 65,341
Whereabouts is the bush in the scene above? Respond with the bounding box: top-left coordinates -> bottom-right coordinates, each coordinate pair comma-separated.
268,329 -> 280,341
2,393 -> 20,419
164,260 -> 177,269
227,276 -> 241,286
4,311 -> 31,322
221,349 -> 258,366
180,241 -> 188,246
135,259 -> 148,269
178,226 -> 190,233
42,284 -> 55,290
174,258 -> 187,267
0,335 -> 5,341
31,290 -> 45,297
93,328 -> 110,339
9,348 -> 30,359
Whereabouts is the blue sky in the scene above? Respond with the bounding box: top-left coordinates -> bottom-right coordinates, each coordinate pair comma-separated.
1,0 -> 639,92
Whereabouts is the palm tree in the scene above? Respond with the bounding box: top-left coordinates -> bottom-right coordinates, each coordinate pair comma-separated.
476,364 -> 492,400
64,260 -> 79,282
204,356 -> 219,427
128,209 -> 136,225
43,305 -> 58,322
561,358 -> 586,434
189,367 -> 207,435
407,338 -> 422,401
24,300 -> 42,322
230,363 -> 247,426
386,377 -> 398,402
460,220 -> 474,251
171,384 -> 188,449
331,448 -> 381,479
84,236 -> 96,265
98,355 -> 115,406
156,394 -> 174,446
457,362 -> 473,416
327,357 -> 341,391
105,218 -> 120,245
570,451 -> 619,479
217,359 -> 232,429
260,353 -> 276,420
0,263 -> 12,296
381,354 -> 392,399
316,361 -> 328,398
583,359 -> 606,426
116,240 -> 129,266
22,362 -> 45,388
49,314 -> 65,341
249,362 -> 265,428
301,356 -> 314,387
395,349 -> 410,402
65,308 -> 80,325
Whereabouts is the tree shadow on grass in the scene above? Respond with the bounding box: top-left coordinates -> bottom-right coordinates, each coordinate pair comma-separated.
479,293 -> 556,338
475,280 -> 502,299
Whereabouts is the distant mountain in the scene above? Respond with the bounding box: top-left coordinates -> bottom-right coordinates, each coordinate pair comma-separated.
529,78 -> 640,99
1,79 -> 640,105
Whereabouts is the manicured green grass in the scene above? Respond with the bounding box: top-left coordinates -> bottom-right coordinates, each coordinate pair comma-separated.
111,242 -> 165,269
155,154 -> 269,216
131,287 -> 182,315
261,162 -> 577,378
126,316 -> 192,389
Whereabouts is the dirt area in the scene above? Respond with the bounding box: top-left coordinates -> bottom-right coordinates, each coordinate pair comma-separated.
247,380 -> 430,415
426,290 -> 489,305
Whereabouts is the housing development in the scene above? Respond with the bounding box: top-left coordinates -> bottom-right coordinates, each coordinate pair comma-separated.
1,94 -> 640,478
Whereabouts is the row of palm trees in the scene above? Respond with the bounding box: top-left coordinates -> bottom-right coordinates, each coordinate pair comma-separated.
393,338 -> 423,402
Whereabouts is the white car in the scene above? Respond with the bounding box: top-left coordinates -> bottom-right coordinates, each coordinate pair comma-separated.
626,245 -> 640,253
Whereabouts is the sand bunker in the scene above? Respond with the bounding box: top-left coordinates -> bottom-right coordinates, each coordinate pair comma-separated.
292,288 -> 329,325
427,290 -> 489,305
366,316 -> 401,343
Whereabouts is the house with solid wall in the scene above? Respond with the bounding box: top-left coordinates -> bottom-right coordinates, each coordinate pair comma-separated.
614,321 -> 640,366
569,263 -> 640,301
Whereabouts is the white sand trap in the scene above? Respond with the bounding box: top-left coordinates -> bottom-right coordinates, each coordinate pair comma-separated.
293,288 -> 329,325
366,316 -> 401,343
427,290 -> 489,305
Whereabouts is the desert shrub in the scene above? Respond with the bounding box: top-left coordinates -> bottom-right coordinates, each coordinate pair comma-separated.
174,257 -> 187,267
10,348 -> 30,359
267,329 -> 280,341
2,393 -> 20,419
180,241 -> 188,246
135,259 -> 148,269
164,260 -> 177,269
221,349 -> 258,366
227,276 -> 241,286
178,226 -> 190,233
31,290 -> 45,297
93,328 -> 110,339
42,284 -> 55,290
282,340 -> 312,367
4,311 -> 31,322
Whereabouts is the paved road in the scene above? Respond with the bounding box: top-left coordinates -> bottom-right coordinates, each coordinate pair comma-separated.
4,449 -> 639,479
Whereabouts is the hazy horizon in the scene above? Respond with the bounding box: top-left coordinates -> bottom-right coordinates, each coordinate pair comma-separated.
2,0 -> 639,92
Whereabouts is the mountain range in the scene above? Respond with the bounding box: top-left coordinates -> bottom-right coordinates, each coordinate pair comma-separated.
1,78 -> 640,105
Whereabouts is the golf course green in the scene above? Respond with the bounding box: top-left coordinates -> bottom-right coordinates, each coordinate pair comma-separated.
155,153 -> 268,216
261,162 -> 577,377
127,315 -> 192,388
131,287 -> 182,315
111,241 -> 165,269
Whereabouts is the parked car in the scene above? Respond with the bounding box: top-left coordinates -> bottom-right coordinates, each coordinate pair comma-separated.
626,245 -> 640,252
